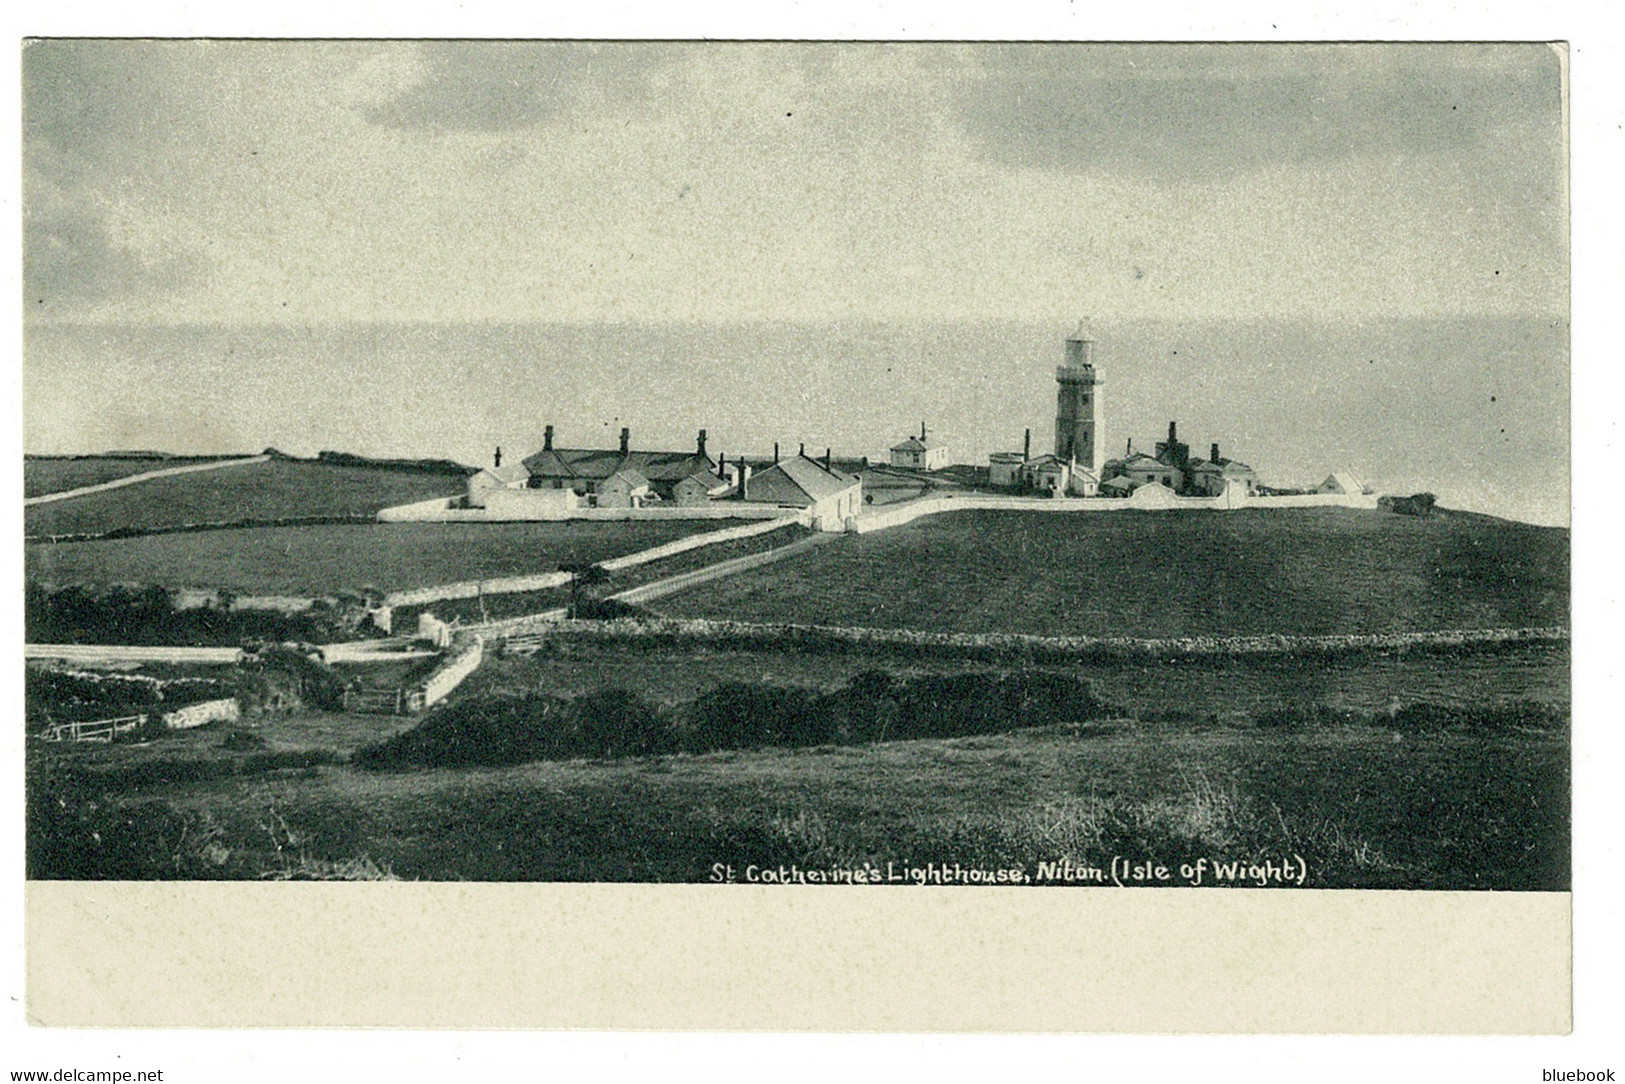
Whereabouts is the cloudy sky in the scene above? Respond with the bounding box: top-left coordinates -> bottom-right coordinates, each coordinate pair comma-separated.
23,40 -> 1565,325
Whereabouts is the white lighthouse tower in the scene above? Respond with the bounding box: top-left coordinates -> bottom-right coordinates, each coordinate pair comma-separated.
1054,319 -> 1101,476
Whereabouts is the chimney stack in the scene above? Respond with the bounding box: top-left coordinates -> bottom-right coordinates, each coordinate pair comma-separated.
737,462 -> 750,500
697,429 -> 708,456
824,447 -> 833,471
619,427 -> 630,454
1211,443 -> 1221,465
494,446 -> 502,468
1023,428 -> 1031,460
543,425 -> 554,451
799,442 -> 806,458
773,442 -> 780,464
1168,421 -> 1178,443
718,451 -> 726,477
920,420 -> 927,441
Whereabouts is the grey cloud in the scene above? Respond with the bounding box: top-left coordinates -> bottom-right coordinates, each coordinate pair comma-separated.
367,42 -> 675,131
24,42 -> 215,310
24,40 -> 212,187
25,201 -> 205,310
954,44 -> 1562,180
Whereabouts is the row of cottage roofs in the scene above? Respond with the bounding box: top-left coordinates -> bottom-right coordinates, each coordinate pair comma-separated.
469,426 -> 863,516
470,421 -> 1364,512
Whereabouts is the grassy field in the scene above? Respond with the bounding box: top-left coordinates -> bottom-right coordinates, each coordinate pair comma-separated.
655,507 -> 1569,638
27,520 -> 728,595
24,458 -> 465,537
24,456 -> 232,498
391,522 -> 814,625
27,713 -> 1567,889
23,501 -> 1571,888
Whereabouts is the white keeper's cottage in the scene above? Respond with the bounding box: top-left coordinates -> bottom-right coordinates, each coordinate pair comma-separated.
890,422 -> 949,470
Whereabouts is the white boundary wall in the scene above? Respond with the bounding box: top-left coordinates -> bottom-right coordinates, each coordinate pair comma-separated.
599,516 -> 801,571
851,484 -> 1378,534
25,644 -> 246,665
378,496 -> 799,524
384,571 -> 573,608
416,637 -> 485,710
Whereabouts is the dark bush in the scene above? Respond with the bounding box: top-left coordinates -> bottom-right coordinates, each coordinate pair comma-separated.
355,692 -> 578,769
25,580 -> 383,647
572,598 -> 648,621
572,688 -> 676,757
241,647 -> 347,713
684,683 -> 834,751
356,668 -> 1112,770
1380,492 -> 1437,517
24,666 -> 231,728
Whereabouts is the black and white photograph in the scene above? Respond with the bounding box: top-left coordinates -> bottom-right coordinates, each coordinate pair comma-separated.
13,30 -> 1596,1046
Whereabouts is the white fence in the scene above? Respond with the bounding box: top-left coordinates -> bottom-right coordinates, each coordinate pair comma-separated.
1247,492 -> 1384,509
35,715 -> 146,743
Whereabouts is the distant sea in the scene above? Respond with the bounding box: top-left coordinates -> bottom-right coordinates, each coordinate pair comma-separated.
23,316 -> 1569,527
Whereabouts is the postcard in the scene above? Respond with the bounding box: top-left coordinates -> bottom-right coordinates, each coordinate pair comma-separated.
20,39 -> 1571,1033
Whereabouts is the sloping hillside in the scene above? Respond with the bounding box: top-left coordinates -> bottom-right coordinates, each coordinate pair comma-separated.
27,520 -> 730,596
655,507 -> 1569,638
25,458 -> 465,538
24,455 -> 234,498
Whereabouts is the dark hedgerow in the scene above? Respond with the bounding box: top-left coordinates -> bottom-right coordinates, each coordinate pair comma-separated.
356,669 -> 1112,770
1387,700 -> 1568,733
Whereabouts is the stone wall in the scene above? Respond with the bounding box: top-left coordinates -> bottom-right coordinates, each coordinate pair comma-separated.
598,517 -> 801,572
383,571 -> 573,608
414,636 -> 485,710
510,616 -> 1566,664
162,697 -> 241,730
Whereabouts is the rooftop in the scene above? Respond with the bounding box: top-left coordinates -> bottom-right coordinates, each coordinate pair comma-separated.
751,455 -> 860,502
523,446 -> 715,482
